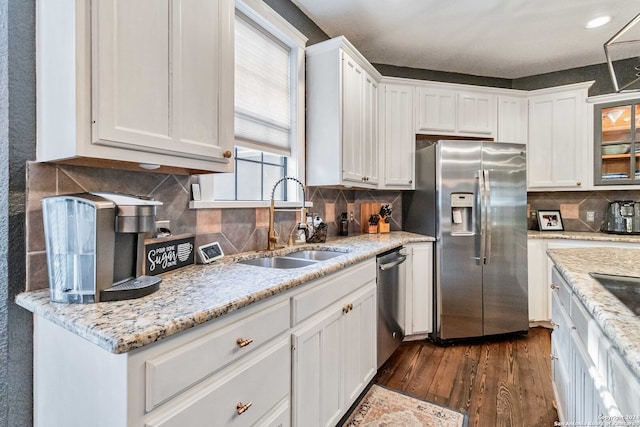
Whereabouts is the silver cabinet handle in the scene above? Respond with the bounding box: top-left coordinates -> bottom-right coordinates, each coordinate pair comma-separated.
379,255 -> 407,270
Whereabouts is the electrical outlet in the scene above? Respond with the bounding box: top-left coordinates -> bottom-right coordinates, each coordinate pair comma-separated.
156,220 -> 170,231
586,211 -> 595,223
350,211 -> 354,221
531,210 -> 537,219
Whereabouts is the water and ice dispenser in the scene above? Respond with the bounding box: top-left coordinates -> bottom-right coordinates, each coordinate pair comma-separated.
450,193 -> 473,235
42,192 -> 163,303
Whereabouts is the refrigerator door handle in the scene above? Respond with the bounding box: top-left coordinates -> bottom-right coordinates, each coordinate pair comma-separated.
484,170 -> 492,265
475,170 -> 486,265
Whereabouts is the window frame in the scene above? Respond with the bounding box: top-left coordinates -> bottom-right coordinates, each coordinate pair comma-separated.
192,0 -> 307,209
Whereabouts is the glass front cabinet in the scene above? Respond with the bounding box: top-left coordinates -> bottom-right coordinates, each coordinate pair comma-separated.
595,100 -> 640,185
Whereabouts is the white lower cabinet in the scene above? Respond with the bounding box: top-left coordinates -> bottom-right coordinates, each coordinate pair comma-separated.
550,266 -> 638,422
33,296 -> 292,427
146,340 -> 290,427
404,242 -> 433,337
291,260 -> 377,427
527,237 -> 639,322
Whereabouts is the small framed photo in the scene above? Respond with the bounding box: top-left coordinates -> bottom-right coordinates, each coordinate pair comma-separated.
538,210 -> 564,231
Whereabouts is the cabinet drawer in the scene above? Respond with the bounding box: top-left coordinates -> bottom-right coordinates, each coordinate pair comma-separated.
551,292 -> 572,376
570,294 -> 590,349
551,267 -> 572,312
607,348 -> 640,415
146,341 -> 290,427
146,300 -> 289,411
291,260 -> 376,325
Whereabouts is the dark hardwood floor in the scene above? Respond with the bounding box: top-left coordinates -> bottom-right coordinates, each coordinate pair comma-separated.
374,327 -> 559,427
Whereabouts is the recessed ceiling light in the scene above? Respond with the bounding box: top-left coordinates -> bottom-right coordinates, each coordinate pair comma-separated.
586,16 -> 611,29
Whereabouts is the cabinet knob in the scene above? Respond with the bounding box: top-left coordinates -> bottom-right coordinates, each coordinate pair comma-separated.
550,354 -> 559,361
236,401 -> 253,415
550,320 -> 559,329
576,181 -> 582,186
550,284 -> 559,290
343,304 -> 354,313
223,150 -> 233,159
409,179 -> 413,184
236,337 -> 254,348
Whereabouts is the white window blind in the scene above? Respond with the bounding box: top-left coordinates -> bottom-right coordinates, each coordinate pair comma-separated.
235,11 -> 291,155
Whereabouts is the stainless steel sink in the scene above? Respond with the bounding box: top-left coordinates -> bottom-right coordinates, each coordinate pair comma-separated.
239,256 -> 317,269
238,249 -> 347,269
285,250 -> 345,261
589,273 -> 640,316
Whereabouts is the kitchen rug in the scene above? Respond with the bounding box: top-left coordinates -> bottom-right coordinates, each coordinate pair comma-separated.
342,384 -> 468,427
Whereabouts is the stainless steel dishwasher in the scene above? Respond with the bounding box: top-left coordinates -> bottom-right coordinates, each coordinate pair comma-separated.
377,246 -> 407,368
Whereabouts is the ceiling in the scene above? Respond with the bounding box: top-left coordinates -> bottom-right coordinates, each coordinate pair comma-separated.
290,0 -> 640,79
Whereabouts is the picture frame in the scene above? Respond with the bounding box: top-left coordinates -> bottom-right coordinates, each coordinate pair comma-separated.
538,210 -> 564,231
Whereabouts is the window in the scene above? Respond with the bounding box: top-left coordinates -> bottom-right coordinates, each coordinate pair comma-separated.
197,0 -> 307,206
213,147 -> 287,201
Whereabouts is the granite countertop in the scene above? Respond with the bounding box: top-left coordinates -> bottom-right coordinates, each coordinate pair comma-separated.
528,230 -> 640,243
16,231 -> 434,354
547,247 -> 640,379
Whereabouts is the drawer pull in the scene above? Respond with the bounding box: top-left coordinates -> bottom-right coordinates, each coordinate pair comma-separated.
550,354 -> 559,361
236,401 -> 253,415
236,337 -> 254,348
550,284 -> 559,290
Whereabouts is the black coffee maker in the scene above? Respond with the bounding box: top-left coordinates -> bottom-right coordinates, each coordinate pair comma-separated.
602,201 -> 640,234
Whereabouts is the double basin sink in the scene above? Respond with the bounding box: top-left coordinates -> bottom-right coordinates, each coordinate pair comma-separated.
238,249 -> 346,269
590,273 -> 640,316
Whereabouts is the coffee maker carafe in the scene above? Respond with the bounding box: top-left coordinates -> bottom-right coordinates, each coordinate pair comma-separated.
42,192 -> 163,303
602,200 -> 640,234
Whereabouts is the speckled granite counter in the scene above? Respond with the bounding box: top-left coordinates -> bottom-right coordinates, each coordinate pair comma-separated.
547,247 -> 640,379
528,230 -> 640,243
16,232 -> 433,354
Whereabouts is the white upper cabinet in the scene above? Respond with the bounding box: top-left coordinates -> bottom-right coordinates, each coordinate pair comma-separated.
379,80 -> 415,189
416,87 -> 457,133
415,84 -> 496,137
497,94 -> 528,144
37,0 -> 234,172
457,91 -> 495,134
306,36 -> 381,188
527,82 -> 593,190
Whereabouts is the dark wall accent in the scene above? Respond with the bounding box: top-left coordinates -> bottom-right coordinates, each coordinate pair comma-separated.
4,0 -> 34,425
373,63 -> 513,89
373,56 -> 640,98
263,0 -> 330,45
0,0 -> 8,425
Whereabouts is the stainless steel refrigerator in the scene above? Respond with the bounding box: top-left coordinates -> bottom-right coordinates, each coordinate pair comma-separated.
403,140 -> 528,341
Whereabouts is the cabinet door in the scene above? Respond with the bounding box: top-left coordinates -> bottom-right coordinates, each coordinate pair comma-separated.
497,95 -> 528,144
342,54 -> 364,184
528,89 -> 587,190
362,74 -> 379,185
527,239 -> 549,322
93,0 -> 233,163
551,292 -> 572,422
292,309 -> 343,427
342,284 -> 377,405
407,243 -> 433,335
416,87 -> 456,133
457,91 -> 495,134
381,83 -> 415,189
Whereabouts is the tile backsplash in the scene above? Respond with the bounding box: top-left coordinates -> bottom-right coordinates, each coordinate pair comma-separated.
31,162 -> 640,292
527,190 -> 640,232
25,162 -> 402,291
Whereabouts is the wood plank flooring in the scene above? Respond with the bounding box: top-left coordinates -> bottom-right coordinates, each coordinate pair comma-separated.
374,327 -> 559,427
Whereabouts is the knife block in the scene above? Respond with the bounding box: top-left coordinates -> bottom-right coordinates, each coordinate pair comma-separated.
360,202 -> 381,233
